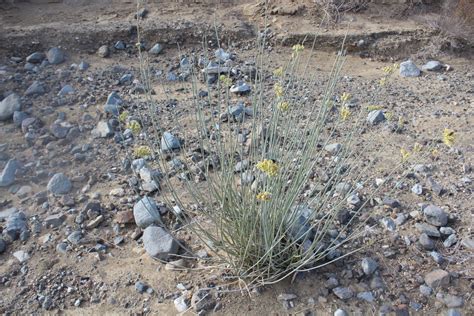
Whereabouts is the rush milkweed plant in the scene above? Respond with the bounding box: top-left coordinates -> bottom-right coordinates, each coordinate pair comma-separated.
126,0 -> 416,288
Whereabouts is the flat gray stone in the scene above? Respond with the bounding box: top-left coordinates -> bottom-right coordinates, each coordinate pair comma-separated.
0,93 -> 22,121
26,52 -> 46,64
47,173 -> 72,195
367,110 -> 385,125
332,287 -> 353,300
161,132 -> 180,152
424,205 -> 448,227
47,47 -> 65,65
143,226 -> 178,260
133,196 -> 161,228
400,60 -> 421,77
0,159 -> 18,187
149,43 -> 163,55
422,61 -> 443,72
104,91 -> 123,115
25,81 -> 46,96
361,257 -> 378,275
415,223 -> 440,237
91,121 -> 113,138
424,269 -> 450,288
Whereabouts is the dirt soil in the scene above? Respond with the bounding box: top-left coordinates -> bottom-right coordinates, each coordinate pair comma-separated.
0,1 -> 473,315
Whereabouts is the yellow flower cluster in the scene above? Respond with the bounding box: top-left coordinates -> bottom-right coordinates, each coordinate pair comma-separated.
400,148 -> 410,162
273,67 -> 284,77
379,77 -> 387,86
274,83 -> 284,98
256,159 -> 278,177
382,63 -> 399,74
340,106 -> 350,121
219,75 -> 232,87
341,92 -> 351,103
277,101 -> 289,112
413,143 -> 423,153
292,44 -> 304,53
256,191 -> 272,201
385,111 -> 394,121
126,120 -> 141,135
443,128 -> 455,147
134,145 -> 152,158
118,111 -> 129,123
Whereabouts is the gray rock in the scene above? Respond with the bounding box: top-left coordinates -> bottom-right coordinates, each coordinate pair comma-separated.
334,309 -> 349,316
133,196 -> 161,228
419,284 -> 432,296
0,93 -> 22,121
234,160 -> 249,173
44,213 -> 66,228
383,197 -> 401,208
415,223 -> 440,237
424,205 -> 448,227
430,251 -> 445,264
13,250 -> 30,263
161,132 -> 180,151
424,269 -> 450,288
324,143 -> 342,154
91,121 -> 113,138
400,60 -> 421,77
215,48 -> 231,62
139,167 -> 160,192
427,177 -> 443,196
0,207 -> 18,220
50,122 -> 71,138
174,296 -> 188,312
104,91 -> 123,115
58,85 -> 74,96
461,237 -> 474,250
56,242 -> 68,253
361,257 -> 378,275
142,226 -> 178,260
436,293 -> 464,308
381,217 -> 396,231
332,287 -> 353,300
47,173 -> 72,195
443,234 -> 457,248
0,159 -> 18,187
287,205 -> 314,242
78,61 -> 89,71
422,61 -> 443,72
367,110 -> 385,125
67,231 -> 83,245
411,183 -> 423,195
114,41 -> 126,50
149,43 -> 163,55
26,52 -> 46,63
191,289 -> 216,312
230,81 -> 251,94
13,111 -> 29,127
357,291 -> 374,302
135,281 -> 148,293
5,211 -> 27,240
419,233 -> 435,250
47,47 -> 65,64
97,45 -> 110,58
440,227 -> 455,236
0,238 -> 5,253
335,182 -> 351,195
25,81 -> 45,96
347,193 -> 361,206
447,309 -> 462,316
394,213 -> 408,226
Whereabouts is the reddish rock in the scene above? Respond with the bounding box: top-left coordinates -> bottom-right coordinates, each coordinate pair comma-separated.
115,210 -> 134,224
